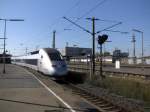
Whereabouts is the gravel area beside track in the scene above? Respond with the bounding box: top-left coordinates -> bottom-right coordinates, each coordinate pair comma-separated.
75,83 -> 144,112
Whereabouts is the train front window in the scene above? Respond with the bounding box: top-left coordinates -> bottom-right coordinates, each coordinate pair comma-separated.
48,53 -> 63,61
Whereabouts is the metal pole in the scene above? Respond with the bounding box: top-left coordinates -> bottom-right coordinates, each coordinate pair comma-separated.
92,17 -> 95,76
3,20 -> 6,74
52,30 -> 56,49
100,44 -> 105,78
103,43 -> 105,66
132,33 -> 136,64
100,44 -> 102,77
25,47 -> 28,55
132,29 -> 144,64
142,32 -> 144,64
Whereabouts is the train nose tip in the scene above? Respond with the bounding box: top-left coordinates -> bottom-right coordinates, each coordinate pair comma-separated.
52,68 -> 68,76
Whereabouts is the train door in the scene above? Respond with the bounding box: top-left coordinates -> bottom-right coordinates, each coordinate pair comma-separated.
38,55 -> 43,72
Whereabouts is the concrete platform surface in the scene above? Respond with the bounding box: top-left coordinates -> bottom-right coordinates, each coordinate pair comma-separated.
0,64 -> 67,112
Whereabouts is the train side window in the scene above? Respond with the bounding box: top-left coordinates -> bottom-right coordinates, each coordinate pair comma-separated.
41,55 -> 43,59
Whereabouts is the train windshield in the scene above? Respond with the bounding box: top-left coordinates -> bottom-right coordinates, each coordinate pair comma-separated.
48,53 -> 63,61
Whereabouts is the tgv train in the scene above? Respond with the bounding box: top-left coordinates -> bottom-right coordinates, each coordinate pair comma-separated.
12,48 -> 68,77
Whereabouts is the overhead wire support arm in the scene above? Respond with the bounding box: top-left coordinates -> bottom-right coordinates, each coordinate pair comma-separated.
86,17 -> 99,21
104,29 -> 129,34
64,28 -> 72,31
77,0 -> 108,21
63,16 -> 97,77
96,22 -> 122,34
0,38 -> 7,39
63,17 -> 92,35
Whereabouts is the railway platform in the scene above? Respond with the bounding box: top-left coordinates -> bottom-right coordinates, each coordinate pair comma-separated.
0,64 -> 99,112
0,64 -> 64,112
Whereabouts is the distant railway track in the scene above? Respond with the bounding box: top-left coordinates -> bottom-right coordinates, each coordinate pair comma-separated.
67,62 -> 150,80
67,62 -> 150,68
68,66 -> 150,79
25,67 -> 140,112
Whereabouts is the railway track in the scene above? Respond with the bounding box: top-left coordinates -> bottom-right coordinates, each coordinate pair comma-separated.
64,82 -> 128,112
67,65 -> 150,80
26,67 -> 135,112
67,62 -> 150,68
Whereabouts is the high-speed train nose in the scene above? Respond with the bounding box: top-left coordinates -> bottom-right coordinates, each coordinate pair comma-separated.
51,64 -> 67,76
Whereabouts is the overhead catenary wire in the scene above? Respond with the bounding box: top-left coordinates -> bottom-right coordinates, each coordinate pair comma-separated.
96,22 -> 122,34
96,18 -> 121,23
54,0 -> 109,33
23,0 -> 81,53
63,17 -> 92,34
58,0 -> 108,35
101,29 -> 129,34
76,0 -> 108,21
49,0 -> 81,31
62,0 -> 126,36
32,0 -> 110,52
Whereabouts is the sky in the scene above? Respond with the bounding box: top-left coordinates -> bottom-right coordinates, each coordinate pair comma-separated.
0,0 -> 150,57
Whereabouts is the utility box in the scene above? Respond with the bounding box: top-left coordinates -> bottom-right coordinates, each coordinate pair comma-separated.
115,60 -> 120,69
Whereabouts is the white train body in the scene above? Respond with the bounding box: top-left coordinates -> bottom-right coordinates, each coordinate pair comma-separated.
12,48 -> 68,77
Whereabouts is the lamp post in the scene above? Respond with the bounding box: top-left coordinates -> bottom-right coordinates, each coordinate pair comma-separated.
132,29 -> 144,64
0,18 -> 24,73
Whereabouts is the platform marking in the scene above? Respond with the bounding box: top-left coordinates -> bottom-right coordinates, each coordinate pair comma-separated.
30,73 -> 76,112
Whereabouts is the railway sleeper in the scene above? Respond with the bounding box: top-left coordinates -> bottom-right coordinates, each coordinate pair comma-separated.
84,96 -> 100,100
81,92 -> 95,96
71,90 -> 82,94
98,103 -> 112,107
107,106 -> 128,112
106,109 -> 122,112
89,98 -> 103,102
102,106 -> 117,111
94,101 -> 107,105
72,90 -> 98,99
72,91 -> 89,96
69,83 -> 131,112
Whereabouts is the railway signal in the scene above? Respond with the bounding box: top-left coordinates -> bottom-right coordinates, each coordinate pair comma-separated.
98,34 -> 108,45
98,34 -> 108,78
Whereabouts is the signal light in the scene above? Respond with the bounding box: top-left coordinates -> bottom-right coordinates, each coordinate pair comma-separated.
98,34 -> 108,45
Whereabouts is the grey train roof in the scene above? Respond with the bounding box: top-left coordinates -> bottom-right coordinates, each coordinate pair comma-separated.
43,48 -> 59,53
30,48 -> 59,55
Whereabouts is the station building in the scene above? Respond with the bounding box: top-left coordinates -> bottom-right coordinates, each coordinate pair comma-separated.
58,47 -> 92,60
